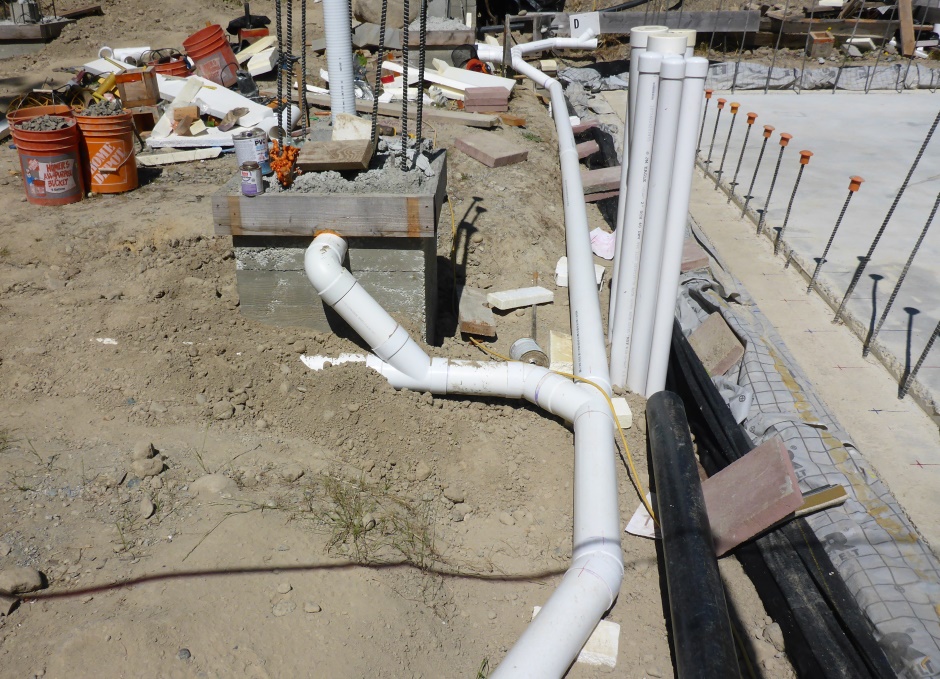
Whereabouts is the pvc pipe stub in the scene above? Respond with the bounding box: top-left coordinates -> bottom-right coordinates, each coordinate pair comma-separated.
746,112 -> 758,125
763,124 -> 775,137
637,50 -> 664,74
630,25 -> 669,47
849,175 -> 864,192
799,150 -> 813,164
716,98 -> 727,109
669,28 -> 697,48
683,56 -> 709,78
647,33 -> 688,55
779,132 -> 793,146
730,102 -> 740,114
659,54 -> 686,79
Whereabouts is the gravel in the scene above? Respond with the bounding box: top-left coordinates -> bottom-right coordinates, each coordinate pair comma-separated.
15,115 -> 71,132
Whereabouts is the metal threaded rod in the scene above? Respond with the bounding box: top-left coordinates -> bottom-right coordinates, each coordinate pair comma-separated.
714,102 -> 740,188
275,0 -> 283,124
757,133 -> 792,235
400,0 -> 410,171
414,0 -> 428,160
704,98 -> 726,166
369,0 -> 390,146
765,0 -> 791,93
900,321 -> 940,399
864,189 -> 940,357
833,0 -> 866,94
774,150 -> 812,255
728,112 -> 757,202
833,109 -> 940,323
808,177 -> 864,294
743,125 -> 774,217
697,89 -> 713,155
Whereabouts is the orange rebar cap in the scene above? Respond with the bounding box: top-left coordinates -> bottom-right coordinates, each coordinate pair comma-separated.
746,112 -> 758,124
799,150 -> 813,165
849,176 -> 864,192
763,124 -> 775,137
779,132 -> 793,146
717,98 -> 727,108
705,89 -> 714,99
730,102 -> 740,114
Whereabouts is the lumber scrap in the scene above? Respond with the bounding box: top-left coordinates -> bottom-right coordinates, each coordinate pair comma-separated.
580,166 -> 621,194
295,139 -> 375,172
576,140 -> 600,159
303,92 -> 499,129
458,286 -> 497,337
455,132 -> 528,168
58,4 -> 103,19
898,0 -> 915,56
599,10 -> 760,34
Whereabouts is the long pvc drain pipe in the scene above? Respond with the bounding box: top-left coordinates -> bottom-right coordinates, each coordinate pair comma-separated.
646,57 -> 709,396
609,50 -> 662,389
646,391 -> 740,678
323,0 -> 357,123
625,35 -> 687,396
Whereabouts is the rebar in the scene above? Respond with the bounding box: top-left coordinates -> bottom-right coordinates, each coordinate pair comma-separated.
704,98 -> 726,166
765,0 -> 791,94
900,23 -> 929,93
774,150 -> 812,255
300,0 -> 308,136
757,133 -> 792,235
900,321 -> 940,399
400,0 -> 410,171
414,0 -> 429,158
731,11 -> 758,92
833,0 -> 866,94
796,3 -> 817,94
714,102 -> 740,187
864,189 -> 940,357
865,22 -> 894,94
833,109 -> 940,323
742,125 -> 774,217
697,89 -> 714,155
728,112 -> 757,202
369,0 -> 390,145
275,0 -> 283,124
807,177 -> 863,294
707,0 -> 725,57
286,0 -> 294,117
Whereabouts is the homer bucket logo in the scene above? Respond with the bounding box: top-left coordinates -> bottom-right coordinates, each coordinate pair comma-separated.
22,154 -> 78,198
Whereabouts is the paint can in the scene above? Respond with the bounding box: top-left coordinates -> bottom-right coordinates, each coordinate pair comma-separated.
509,338 -> 549,367
233,127 -> 271,175
240,161 -> 263,197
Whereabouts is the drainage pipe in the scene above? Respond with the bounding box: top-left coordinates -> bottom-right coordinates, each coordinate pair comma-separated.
625,37 -> 687,396
646,57 -> 709,396
323,0 -> 357,123
608,50 -> 662,389
610,26 -> 667,332
646,391 -> 740,678
305,234 -> 623,678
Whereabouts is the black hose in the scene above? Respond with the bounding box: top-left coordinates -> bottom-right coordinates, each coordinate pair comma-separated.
646,391 -> 741,679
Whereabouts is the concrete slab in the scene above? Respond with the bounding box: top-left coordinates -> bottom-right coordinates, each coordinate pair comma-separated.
702,91 -> 940,418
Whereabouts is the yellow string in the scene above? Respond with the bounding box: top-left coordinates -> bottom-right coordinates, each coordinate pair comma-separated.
468,337 -> 656,523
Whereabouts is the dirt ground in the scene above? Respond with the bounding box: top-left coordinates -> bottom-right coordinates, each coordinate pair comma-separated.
0,1 -> 796,677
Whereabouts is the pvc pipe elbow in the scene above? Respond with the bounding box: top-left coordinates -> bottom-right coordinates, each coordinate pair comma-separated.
304,234 -> 354,306
475,43 -> 503,63
570,549 -> 624,611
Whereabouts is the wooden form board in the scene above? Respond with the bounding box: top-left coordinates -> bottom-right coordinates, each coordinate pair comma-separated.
0,18 -> 71,41
581,166 -> 621,194
598,10 -> 760,34
212,152 -> 447,238
303,92 -> 499,129
296,139 -> 375,172
898,0 -> 916,56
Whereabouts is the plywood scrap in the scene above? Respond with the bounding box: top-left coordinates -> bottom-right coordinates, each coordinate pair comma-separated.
549,330 -> 573,373
296,139 -> 375,172
487,286 -> 553,311
687,312 -> 744,377
455,132 -> 528,168
458,286 -> 496,337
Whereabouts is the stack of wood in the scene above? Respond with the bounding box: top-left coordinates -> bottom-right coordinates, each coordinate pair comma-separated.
463,86 -> 510,114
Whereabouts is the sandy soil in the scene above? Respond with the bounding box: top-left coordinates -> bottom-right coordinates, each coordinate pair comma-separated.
0,1 -> 795,677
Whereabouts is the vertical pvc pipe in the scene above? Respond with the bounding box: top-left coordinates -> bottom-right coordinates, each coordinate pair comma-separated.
611,25 -> 667,333
626,41 -> 687,396
609,51 -> 663,389
646,57 -> 709,396
323,0 -> 357,123
669,28 -> 697,58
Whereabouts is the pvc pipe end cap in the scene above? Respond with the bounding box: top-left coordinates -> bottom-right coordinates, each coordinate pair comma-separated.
799,150 -> 813,164
704,88 -> 714,98
717,98 -> 727,108
779,132 -> 793,146
668,28 -> 697,47
730,102 -> 740,113
849,175 -> 864,191
630,25 -> 669,47
659,54 -> 686,78
647,33 -> 688,55
746,112 -> 758,124
763,124 -> 775,137
637,50 -> 664,72
683,56 -> 709,77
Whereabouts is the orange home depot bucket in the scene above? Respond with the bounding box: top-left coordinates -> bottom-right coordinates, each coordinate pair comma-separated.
183,24 -> 238,87
12,118 -> 84,206
7,104 -> 74,127
74,112 -> 139,193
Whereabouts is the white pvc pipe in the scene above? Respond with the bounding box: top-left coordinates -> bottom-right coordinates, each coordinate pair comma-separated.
608,50 -> 662,389
625,39 -> 688,395
646,57 -> 709,395
610,26 -> 667,332
323,0 -> 357,123
667,29 -> 698,58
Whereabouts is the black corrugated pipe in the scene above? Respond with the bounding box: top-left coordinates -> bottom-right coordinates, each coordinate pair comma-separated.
646,391 -> 741,679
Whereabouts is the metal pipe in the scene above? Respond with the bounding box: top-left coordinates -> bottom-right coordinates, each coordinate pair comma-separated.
647,391 -> 740,679
757,132 -> 792,235
728,112 -> 757,202
774,149 -> 812,255
807,176 -> 863,294
742,125 -> 774,217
